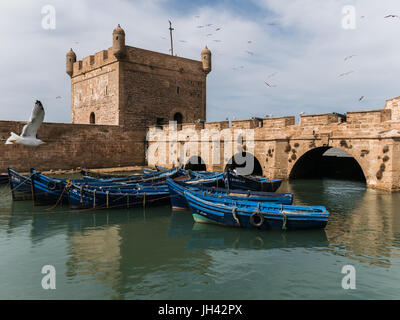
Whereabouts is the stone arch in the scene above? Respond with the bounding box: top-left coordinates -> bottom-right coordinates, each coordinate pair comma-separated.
184,155 -> 207,171
289,146 -> 366,181
173,112 -> 183,124
225,152 -> 263,176
169,107 -> 186,124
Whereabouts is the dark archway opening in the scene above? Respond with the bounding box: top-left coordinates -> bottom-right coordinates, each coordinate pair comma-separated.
225,152 -> 263,176
173,112 -> 183,124
185,156 -> 206,171
90,112 -> 95,124
289,147 -> 366,181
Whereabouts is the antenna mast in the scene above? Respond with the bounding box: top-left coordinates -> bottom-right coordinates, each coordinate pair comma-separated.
169,20 -> 174,56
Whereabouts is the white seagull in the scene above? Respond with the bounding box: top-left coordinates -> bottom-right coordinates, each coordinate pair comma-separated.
5,100 -> 45,147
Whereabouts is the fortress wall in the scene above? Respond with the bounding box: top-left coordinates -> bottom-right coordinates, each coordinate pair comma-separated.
119,47 -> 206,129
71,60 -> 120,126
0,121 -> 145,174
300,113 -> 339,126
347,109 -> 392,124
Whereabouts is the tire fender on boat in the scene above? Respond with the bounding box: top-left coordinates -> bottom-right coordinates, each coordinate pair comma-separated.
250,210 -> 264,228
47,180 -> 57,191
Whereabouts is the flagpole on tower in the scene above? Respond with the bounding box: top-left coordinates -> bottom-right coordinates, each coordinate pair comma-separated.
169,20 -> 174,56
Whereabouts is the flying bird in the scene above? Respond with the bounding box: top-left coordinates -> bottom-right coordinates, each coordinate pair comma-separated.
55,96 -> 62,99
384,15 -> 400,18
344,55 -> 356,61
206,24 -> 213,27
247,40 -> 252,44
197,25 -> 204,28
215,28 -> 221,31
264,81 -> 277,88
5,100 -> 45,147
339,71 -> 354,77
359,96 -> 364,101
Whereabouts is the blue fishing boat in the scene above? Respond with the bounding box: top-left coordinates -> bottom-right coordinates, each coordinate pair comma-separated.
167,178 -> 293,210
82,166 -> 182,183
30,169 -> 169,205
223,168 -> 282,192
184,191 -> 329,230
68,183 -> 171,209
7,168 -> 33,201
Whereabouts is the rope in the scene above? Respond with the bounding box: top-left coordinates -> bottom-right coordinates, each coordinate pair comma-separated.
232,207 -> 240,226
45,181 -> 72,212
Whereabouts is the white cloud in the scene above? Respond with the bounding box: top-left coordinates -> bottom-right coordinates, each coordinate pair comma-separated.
0,0 -> 400,124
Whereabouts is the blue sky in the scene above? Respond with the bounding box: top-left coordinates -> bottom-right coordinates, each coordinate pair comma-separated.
1,0 -> 400,124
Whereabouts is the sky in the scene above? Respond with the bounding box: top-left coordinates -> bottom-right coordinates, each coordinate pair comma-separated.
1,0 -> 400,123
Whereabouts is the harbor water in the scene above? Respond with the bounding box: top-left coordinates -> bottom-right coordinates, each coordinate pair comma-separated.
0,178 -> 399,299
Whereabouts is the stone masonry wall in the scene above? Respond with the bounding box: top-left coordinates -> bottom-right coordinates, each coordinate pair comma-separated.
147,109 -> 400,191
0,121 -> 145,173
119,46 -> 206,129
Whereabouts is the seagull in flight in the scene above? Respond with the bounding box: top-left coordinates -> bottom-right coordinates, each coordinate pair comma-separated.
339,71 -> 354,77
5,100 -> 46,147
215,28 -> 221,31
344,55 -> 356,61
264,81 -> 277,88
384,15 -> 400,18
359,96 -> 364,101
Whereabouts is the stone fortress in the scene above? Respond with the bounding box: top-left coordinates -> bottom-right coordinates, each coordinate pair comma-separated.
1,25 -> 400,191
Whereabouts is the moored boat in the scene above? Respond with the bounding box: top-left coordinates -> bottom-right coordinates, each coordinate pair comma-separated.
184,191 -> 329,230
223,168 -> 282,192
7,168 -> 33,201
68,183 -> 170,209
167,178 -> 293,210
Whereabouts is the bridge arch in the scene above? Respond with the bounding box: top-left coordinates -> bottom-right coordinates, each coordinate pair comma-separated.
225,152 -> 263,176
289,146 -> 366,181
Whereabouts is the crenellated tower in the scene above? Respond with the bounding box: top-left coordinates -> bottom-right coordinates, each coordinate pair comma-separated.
67,25 -> 210,127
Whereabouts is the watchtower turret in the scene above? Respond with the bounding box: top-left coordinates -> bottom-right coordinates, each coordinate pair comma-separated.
66,48 -> 76,77
201,46 -> 211,75
112,24 -> 126,59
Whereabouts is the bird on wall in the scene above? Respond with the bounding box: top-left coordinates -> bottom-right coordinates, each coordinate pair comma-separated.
5,100 -> 46,147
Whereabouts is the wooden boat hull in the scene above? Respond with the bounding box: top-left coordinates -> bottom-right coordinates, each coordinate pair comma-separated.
7,168 -> 32,201
68,184 -> 171,210
185,191 -> 329,230
167,178 -> 293,210
223,169 -> 282,192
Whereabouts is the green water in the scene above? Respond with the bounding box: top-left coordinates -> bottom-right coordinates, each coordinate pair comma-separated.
0,179 -> 400,300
